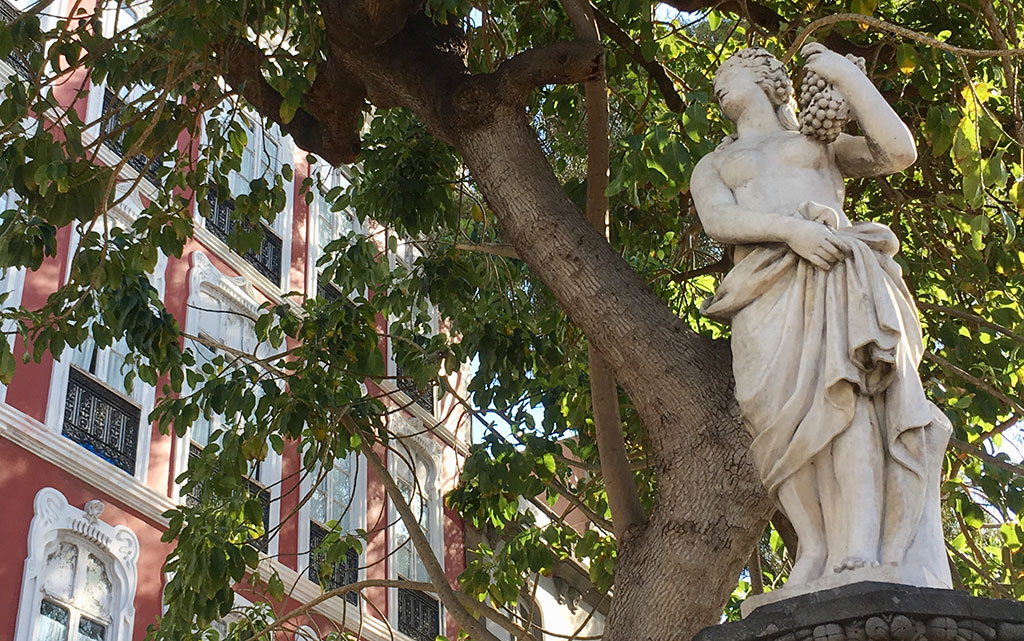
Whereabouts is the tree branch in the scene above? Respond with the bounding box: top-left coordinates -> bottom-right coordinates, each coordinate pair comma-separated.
917,301 -> 1024,346
218,36 -> 363,164
950,437 -> 1024,477
782,13 -> 1024,62
924,351 -> 1024,417
356,428 -> 504,641
495,40 -> 604,102
591,8 -> 684,113
453,243 -> 521,258
562,0 -> 648,543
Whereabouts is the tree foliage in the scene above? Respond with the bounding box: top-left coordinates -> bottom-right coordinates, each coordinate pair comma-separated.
1,0 -> 1023,638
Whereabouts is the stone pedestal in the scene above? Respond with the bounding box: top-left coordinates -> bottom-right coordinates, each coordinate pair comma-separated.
695,582 -> 1024,641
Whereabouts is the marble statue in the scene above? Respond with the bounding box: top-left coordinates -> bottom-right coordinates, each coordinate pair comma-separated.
691,44 -> 953,605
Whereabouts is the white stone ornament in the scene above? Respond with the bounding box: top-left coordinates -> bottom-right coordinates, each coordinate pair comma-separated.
691,44 -> 952,615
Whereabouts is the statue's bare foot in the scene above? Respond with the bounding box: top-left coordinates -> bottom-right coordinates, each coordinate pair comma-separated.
833,556 -> 876,573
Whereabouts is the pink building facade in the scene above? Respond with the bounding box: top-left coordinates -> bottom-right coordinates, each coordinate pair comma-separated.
0,3 -> 472,638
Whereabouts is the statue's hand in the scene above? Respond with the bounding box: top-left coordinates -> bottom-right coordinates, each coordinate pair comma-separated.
801,43 -> 864,86
786,219 -> 850,270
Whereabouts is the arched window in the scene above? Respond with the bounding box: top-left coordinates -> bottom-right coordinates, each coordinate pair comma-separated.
306,452 -> 362,604
387,415 -> 444,641
14,488 -> 140,641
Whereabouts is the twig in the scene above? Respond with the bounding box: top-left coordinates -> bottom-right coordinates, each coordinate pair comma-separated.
783,13 -> 1024,63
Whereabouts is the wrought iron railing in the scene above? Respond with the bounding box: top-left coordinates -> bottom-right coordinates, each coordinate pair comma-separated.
395,364 -> 434,413
0,0 -> 41,80
186,443 -> 271,552
62,366 -> 140,475
397,587 -> 440,641
317,276 -> 342,302
205,186 -> 283,284
99,89 -> 161,185
308,520 -> 359,605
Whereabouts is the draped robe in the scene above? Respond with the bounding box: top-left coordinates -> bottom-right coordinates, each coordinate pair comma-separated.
702,214 -> 951,584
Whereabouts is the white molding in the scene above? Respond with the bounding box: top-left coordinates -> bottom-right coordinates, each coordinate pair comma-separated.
378,380 -> 469,456
13,487 -> 140,641
193,225 -> 295,307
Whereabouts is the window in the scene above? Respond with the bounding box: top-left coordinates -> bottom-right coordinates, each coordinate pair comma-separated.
387,417 -> 443,641
309,166 -> 354,301
43,198 -> 163,479
177,251 -> 282,554
34,542 -> 112,641
307,453 -> 360,604
61,335 -> 142,475
14,488 -> 139,641
199,112 -> 291,287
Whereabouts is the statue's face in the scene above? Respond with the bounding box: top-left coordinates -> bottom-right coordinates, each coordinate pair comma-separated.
713,63 -> 770,122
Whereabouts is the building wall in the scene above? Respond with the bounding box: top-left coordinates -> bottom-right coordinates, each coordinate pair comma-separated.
0,9 -> 472,639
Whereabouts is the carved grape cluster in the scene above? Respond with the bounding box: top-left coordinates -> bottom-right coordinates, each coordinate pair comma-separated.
769,615 -> 1023,641
798,54 -> 867,143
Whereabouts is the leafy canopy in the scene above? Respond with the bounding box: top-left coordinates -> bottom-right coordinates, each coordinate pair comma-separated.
0,0 -> 1023,637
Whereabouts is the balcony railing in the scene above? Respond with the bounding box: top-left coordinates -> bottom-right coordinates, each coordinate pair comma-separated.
317,276 -> 342,302
308,520 -> 359,605
395,364 -> 434,413
0,0 -> 41,80
397,587 -> 440,641
62,366 -> 140,475
187,443 -> 271,552
99,89 -> 161,186
205,186 -> 283,284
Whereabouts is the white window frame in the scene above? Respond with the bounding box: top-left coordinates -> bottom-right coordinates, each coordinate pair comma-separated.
305,163 -> 359,298
81,1 -> 164,201
297,449 -> 367,596
386,414 -> 444,635
43,185 -> 165,482
14,487 -> 140,641
0,193 -> 26,403
173,250 -> 283,558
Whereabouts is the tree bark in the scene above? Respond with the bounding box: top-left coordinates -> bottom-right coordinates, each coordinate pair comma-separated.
317,17 -> 776,638
453,103 -> 774,639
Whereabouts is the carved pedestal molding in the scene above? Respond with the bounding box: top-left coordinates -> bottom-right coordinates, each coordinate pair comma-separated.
696,583 -> 1024,641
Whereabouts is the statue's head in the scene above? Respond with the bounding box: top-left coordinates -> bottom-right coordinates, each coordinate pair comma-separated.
713,48 -> 799,134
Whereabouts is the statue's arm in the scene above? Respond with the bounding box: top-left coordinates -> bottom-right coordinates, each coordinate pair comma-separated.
802,43 -> 917,178
691,156 -> 848,270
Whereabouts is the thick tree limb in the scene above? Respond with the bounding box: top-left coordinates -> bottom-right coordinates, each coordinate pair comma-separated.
591,8 -> 685,113
219,37 -> 363,164
495,40 -> 604,102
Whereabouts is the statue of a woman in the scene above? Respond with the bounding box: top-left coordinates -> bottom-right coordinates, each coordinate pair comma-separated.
691,44 -> 952,594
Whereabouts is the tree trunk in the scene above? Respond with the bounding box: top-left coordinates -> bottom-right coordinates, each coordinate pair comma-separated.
454,104 -> 775,640
327,21 -> 776,638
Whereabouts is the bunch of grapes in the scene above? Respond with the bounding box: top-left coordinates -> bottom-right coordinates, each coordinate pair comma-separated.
798,54 -> 867,143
